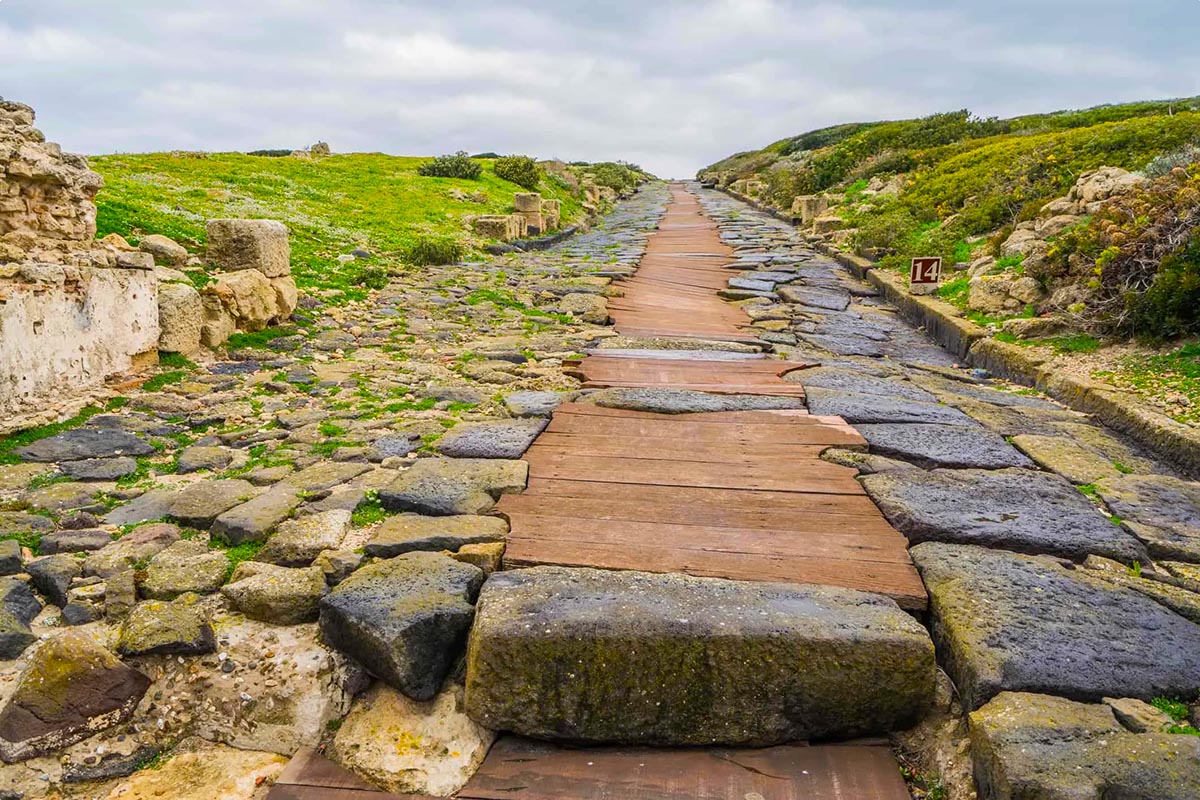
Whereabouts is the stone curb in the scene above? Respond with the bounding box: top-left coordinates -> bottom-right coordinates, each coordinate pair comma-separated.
485,225 -> 580,255
711,185 -> 1200,477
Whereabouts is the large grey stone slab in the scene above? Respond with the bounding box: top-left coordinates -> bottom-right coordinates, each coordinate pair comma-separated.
465,566 -> 934,745
589,388 -> 806,415
912,542 -> 1200,710
256,509 -> 351,566
1094,474 -> 1200,561
970,692 -> 1200,800
0,579 -> 40,659
319,552 -> 483,700
435,419 -> 547,459
379,459 -> 527,516
863,468 -> 1145,562
791,368 -> 935,403
857,424 -> 1034,470
15,429 -> 153,463
778,284 -> 850,311
503,391 -> 563,418
805,388 -> 972,425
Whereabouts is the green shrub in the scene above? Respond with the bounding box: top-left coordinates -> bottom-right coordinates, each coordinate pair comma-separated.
246,149 -> 293,158
493,155 -> 542,190
351,266 -> 389,290
417,152 -> 481,180
587,162 -> 645,194
406,236 -> 464,266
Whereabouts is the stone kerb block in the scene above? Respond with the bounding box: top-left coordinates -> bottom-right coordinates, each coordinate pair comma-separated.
205,219 -> 291,278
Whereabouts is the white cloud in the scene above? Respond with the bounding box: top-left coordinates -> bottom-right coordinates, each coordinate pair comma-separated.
2,0 -> 1198,177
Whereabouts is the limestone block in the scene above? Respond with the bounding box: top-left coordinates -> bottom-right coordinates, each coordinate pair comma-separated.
205,219 -> 291,277
139,234 -> 188,266
518,212 -> 544,235
270,275 -> 298,318
791,195 -> 829,223
157,281 -> 203,354
471,215 -> 512,240
203,269 -> 281,332
513,192 -> 542,213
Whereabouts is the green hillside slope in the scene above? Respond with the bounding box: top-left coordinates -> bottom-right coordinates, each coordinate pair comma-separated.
91,152 -> 642,303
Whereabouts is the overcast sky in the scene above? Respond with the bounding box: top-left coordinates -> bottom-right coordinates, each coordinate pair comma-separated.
2,1 -> 1198,177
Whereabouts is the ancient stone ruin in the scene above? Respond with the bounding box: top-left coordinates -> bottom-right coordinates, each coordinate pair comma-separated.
0,99 -> 296,431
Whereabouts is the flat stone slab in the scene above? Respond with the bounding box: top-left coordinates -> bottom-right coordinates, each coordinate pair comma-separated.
912,542 -> 1200,710
365,514 -> 508,558
588,388 -> 806,415
1095,474 -> 1200,561
863,467 -> 1145,562
791,368 -> 936,403
971,692 -> 1200,800
503,391 -> 563,418
465,566 -> 934,746
15,429 -> 154,463
436,419 -> 548,459
857,423 -> 1034,470
320,552 -> 484,701
1012,434 -> 1122,485
256,509 -> 352,566
167,479 -> 261,529
59,457 -> 139,481
380,459 -> 528,516
778,284 -> 850,311
805,388 -> 972,425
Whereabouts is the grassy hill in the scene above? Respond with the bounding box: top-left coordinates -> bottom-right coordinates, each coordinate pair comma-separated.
700,98 -> 1200,332
91,151 -> 637,303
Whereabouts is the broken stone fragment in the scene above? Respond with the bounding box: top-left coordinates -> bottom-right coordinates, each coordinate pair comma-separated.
0,579 -> 40,659
0,632 -> 150,763
138,233 -> 188,266
319,552 -> 484,700
256,509 -> 352,566
117,594 -> 216,656
221,562 -> 327,625
329,682 -> 495,796
157,280 -> 203,354
379,458 -> 528,516
365,514 -> 508,558
139,540 -> 228,600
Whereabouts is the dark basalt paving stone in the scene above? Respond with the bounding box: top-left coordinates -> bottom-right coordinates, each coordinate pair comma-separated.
910,372 -> 1063,410
588,388 -> 806,415
1095,473 -> 1200,561
805,388 -> 972,425
912,542 -> 1200,710
777,285 -> 851,311
864,467 -> 1145,562
970,692 -> 1200,800
59,457 -> 139,481
435,419 -> 548,459
857,423 -> 1034,470
799,333 -> 885,357
792,368 -> 936,403
15,429 -> 153,463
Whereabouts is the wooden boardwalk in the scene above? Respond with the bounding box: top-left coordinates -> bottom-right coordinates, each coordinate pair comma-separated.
498,403 -> 927,610
566,352 -> 811,396
268,740 -> 912,800
608,185 -> 758,341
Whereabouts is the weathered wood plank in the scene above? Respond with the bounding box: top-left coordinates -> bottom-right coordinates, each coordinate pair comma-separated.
459,737 -> 912,800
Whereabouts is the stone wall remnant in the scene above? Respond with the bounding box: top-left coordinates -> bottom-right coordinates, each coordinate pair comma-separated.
206,219 -> 291,278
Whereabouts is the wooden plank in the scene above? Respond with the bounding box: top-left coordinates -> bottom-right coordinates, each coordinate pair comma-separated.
524,433 -> 829,462
268,748 -> 429,799
460,737 -> 913,800
495,492 -> 895,529
524,454 -> 865,494
503,539 -> 927,609
504,514 -> 913,562
545,415 -> 865,446
519,478 -> 884,514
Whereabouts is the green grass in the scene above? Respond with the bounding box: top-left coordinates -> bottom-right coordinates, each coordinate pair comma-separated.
90,152 -> 589,304
1152,697 -> 1200,735
351,491 -> 390,527
1096,341 -> 1200,424
210,538 -> 264,581
225,326 -> 300,350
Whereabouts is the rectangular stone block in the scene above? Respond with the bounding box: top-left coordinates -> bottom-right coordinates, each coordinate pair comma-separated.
465,567 -> 934,746
205,219 -> 291,277
471,215 -> 512,241
513,193 -> 542,213
791,195 -> 829,223
517,211 -> 543,235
